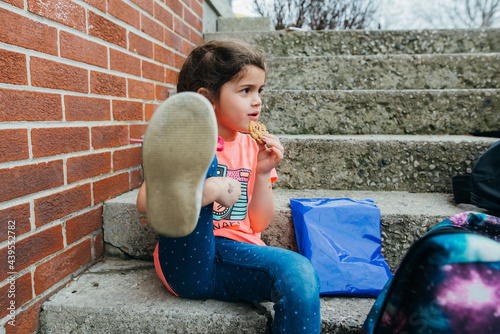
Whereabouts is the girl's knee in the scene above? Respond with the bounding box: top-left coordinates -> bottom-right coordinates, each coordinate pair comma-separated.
276,252 -> 320,297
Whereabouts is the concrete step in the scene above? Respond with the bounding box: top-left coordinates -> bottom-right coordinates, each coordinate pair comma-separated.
276,135 -> 497,192
39,259 -> 375,333
265,53 -> 500,90
205,29 -> 500,57
260,89 -> 500,135
102,188 -> 483,270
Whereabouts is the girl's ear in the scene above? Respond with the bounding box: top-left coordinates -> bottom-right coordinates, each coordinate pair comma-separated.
197,88 -> 217,110
197,88 -> 210,100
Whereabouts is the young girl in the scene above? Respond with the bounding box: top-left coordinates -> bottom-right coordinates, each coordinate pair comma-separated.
137,40 -> 321,333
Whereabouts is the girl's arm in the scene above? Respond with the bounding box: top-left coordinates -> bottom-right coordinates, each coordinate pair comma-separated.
137,177 -> 241,214
248,134 -> 284,233
248,172 -> 275,233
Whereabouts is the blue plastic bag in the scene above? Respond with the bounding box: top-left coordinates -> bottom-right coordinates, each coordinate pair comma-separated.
290,198 -> 391,297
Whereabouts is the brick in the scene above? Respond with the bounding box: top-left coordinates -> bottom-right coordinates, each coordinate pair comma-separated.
92,125 -> 129,149
165,68 -> 178,85
93,232 -> 104,258
141,14 -> 163,42
31,57 -> 88,93
175,53 -> 186,68
65,96 -> 111,121
0,129 -> 29,163
0,203 -> 30,243
142,60 -> 165,82
3,0 -> 23,8
180,0 -> 190,7
165,0 -> 183,17
88,11 -> 127,48
155,3 -> 173,28
190,29 -> 203,45
129,32 -> 154,58
4,297 -> 48,334
66,207 -> 103,245
32,127 -> 90,158
145,103 -> 158,120
130,124 -> 147,140
93,172 -> 130,203
113,100 -> 143,121
67,152 -> 111,183
174,17 -> 190,39
34,239 -> 92,295
83,0 -> 106,12
184,8 -> 201,31
28,0 -> 86,32
131,168 -> 143,189
90,71 -> 126,97
130,0 -> 153,15
0,160 -> 64,202
165,28 -> 183,51
128,78 -> 155,100
0,226 -> 63,282
0,8 -> 58,55
0,273 -> 32,320
154,43 -> 175,66
0,89 -> 62,122
0,49 -> 27,85
60,31 -> 108,68
113,146 -> 142,171
182,39 -> 194,54
34,184 -> 92,227
192,0 -> 202,17
155,84 -> 170,101
110,49 -> 141,76
107,0 -> 140,29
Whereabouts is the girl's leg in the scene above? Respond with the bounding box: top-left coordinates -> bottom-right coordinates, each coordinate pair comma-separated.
213,237 -> 321,333
155,190 -> 216,298
144,92 -> 219,297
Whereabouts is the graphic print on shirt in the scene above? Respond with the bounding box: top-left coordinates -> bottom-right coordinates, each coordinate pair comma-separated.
213,165 -> 250,223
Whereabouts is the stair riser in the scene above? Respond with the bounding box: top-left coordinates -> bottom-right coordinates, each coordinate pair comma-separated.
205,29 -> 500,56
103,201 -> 448,270
276,136 -> 497,192
103,190 -> 471,271
265,210 -> 452,270
266,54 -> 500,90
260,89 -> 500,135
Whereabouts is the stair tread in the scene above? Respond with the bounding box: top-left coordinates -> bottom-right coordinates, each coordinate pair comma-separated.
273,188 -> 475,217
40,259 -> 375,333
206,29 -> 500,56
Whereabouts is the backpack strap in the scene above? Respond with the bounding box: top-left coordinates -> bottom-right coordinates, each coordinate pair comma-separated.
452,174 -> 473,204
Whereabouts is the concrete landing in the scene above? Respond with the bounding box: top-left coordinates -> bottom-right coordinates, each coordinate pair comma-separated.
39,259 -> 375,334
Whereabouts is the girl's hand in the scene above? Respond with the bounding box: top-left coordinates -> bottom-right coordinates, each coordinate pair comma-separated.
256,134 -> 284,175
203,177 -> 241,207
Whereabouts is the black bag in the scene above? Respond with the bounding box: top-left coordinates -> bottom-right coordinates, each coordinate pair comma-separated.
452,140 -> 500,214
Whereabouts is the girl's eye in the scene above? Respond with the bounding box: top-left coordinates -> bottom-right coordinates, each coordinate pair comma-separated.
241,88 -> 250,94
258,88 -> 264,94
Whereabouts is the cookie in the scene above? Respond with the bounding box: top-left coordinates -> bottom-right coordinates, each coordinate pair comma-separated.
249,121 -> 268,144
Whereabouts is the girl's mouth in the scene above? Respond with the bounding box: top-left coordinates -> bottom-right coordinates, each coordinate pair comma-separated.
248,111 -> 260,120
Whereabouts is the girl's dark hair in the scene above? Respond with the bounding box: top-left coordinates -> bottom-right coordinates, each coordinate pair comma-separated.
176,39 -> 266,102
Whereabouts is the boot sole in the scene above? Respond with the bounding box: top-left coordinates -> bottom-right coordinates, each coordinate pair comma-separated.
142,92 -> 217,237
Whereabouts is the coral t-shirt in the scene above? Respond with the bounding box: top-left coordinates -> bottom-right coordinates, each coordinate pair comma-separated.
213,132 -> 277,245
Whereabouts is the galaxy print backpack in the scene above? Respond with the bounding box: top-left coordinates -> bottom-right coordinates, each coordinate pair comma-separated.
362,211 -> 500,334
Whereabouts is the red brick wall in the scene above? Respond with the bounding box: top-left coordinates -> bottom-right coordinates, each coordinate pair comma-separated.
0,0 -> 203,332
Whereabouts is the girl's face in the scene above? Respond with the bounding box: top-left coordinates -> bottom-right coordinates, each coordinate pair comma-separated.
213,65 -> 266,142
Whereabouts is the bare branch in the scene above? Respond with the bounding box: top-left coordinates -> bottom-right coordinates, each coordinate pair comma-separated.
252,0 -> 379,30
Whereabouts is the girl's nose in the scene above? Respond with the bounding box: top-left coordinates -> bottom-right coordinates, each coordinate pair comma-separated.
252,94 -> 262,107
